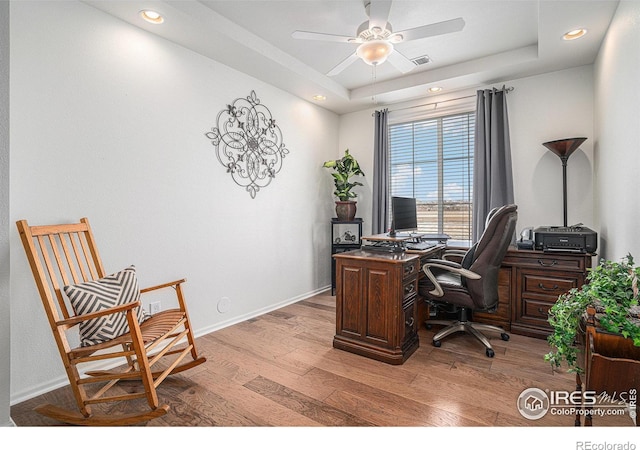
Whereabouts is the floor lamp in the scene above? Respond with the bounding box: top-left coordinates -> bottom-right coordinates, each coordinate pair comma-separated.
542,137 -> 587,227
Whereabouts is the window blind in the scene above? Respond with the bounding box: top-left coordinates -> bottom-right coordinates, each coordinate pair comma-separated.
389,112 -> 475,241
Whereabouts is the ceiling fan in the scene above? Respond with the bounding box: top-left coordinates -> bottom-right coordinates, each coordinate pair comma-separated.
291,0 -> 465,76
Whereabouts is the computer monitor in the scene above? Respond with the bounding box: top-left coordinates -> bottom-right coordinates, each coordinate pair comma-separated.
390,196 -> 418,236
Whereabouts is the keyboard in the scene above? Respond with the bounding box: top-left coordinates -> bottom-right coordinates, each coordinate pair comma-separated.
361,241 -> 404,253
405,241 -> 437,251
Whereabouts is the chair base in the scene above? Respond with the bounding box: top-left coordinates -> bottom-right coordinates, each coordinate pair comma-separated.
427,318 -> 509,358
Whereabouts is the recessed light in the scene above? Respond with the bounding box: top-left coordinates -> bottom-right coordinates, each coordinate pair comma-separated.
140,10 -> 164,24
428,87 -> 442,93
312,95 -> 327,101
563,28 -> 587,40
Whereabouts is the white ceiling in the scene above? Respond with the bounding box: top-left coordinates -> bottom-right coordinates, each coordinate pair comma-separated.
84,0 -> 619,114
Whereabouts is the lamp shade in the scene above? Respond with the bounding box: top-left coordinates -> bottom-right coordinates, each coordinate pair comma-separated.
542,137 -> 587,160
356,40 -> 393,66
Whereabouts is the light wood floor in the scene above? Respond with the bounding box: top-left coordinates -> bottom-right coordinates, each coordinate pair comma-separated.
10,292 -> 636,429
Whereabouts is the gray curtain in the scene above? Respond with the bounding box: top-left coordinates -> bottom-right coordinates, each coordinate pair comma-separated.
473,88 -> 514,241
372,109 -> 389,234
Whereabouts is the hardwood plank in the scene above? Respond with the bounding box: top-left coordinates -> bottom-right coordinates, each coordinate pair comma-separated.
243,375 -> 373,426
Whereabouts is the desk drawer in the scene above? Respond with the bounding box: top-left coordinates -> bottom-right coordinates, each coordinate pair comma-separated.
522,273 -> 578,298
521,298 -> 553,325
505,253 -> 587,272
403,278 -> 418,302
515,269 -> 582,330
403,260 -> 420,280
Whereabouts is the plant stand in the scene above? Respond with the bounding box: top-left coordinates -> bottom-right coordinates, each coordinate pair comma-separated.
574,307 -> 640,426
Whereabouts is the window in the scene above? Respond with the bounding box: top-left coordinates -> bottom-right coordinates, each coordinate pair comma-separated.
389,112 -> 475,241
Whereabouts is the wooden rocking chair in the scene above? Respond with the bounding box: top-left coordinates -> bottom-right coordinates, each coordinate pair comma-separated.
16,218 -> 206,426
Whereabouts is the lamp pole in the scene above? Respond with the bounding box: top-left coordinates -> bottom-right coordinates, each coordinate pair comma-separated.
542,137 -> 587,228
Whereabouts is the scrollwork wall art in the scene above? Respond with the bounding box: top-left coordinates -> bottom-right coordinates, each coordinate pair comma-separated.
204,90 -> 290,199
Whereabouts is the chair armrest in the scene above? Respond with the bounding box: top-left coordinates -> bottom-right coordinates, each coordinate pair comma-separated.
57,301 -> 141,327
422,258 -> 462,270
422,260 -> 481,298
140,279 -> 187,293
442,249 -> 467,261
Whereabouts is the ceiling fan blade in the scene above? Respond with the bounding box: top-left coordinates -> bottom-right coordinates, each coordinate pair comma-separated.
367,0 -> 392,32
291,30 -> 356,43
327,53 -> 359,76
387,50 -> 415,74
396,17 -> 465,42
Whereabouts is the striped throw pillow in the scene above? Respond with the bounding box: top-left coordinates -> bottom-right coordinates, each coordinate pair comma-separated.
63,265 -> 150,347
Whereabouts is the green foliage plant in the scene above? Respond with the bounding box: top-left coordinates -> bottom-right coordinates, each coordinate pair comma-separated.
545,253 -> 640,373
323,149 -> 365,201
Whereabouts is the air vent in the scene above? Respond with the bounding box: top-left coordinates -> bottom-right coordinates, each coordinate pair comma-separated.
411,55 -> 431,66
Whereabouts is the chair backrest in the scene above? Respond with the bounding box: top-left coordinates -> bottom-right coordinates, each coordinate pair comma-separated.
463,204 -> 518,310
16,218 -> 106,329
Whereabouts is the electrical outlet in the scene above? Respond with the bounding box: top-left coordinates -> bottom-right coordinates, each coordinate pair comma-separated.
150,301 -> 161,315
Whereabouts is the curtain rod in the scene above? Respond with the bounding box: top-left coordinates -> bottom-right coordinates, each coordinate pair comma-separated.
375,85 -> 514,116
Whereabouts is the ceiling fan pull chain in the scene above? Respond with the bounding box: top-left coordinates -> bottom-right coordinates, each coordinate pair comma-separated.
371,64 -> 377,103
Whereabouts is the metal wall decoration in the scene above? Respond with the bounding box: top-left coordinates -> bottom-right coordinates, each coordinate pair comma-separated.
204,90 -> 289,199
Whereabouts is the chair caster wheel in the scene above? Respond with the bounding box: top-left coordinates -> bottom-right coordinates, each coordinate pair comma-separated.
433,340 -> 441,347
486,348 -> 495,358
501,333 -> 510,341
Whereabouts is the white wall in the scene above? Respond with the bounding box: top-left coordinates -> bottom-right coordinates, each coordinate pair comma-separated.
594,0 -> 640,261
0,0 -> 13,428
338,66 -> 596,238
9,1 -> 338,403
338,110 -> 377,236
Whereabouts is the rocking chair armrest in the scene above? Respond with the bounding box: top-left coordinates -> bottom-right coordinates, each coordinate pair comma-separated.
140,278 -> 187,293
422,260 -> 481,298
57,301 -> 141,327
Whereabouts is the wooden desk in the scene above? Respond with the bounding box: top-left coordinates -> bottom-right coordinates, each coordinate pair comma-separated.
333,245 -> 443,364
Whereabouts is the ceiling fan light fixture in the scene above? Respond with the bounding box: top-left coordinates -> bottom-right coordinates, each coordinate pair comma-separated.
389,33 -> 403,43
356,40 -> 393,66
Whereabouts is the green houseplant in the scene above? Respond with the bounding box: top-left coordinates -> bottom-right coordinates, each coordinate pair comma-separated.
323,149 -> 365,221
545,253 -> 640,373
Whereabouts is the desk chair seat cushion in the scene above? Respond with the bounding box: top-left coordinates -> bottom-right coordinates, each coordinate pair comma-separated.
63,265 -> 150,347
420,269 -> 476,309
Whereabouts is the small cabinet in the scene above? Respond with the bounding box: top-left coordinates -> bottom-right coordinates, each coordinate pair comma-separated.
331,218 -> 362,295
333,251 -> 420,365
509,250 -> 593,339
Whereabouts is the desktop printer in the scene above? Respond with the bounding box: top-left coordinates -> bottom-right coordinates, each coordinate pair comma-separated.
534,225 -> 597,253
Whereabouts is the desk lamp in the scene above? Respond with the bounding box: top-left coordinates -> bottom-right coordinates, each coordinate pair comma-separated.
542,137 -> 587,227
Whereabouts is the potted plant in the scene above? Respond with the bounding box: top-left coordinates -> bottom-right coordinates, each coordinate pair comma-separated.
545,253 -> 640,373
323,149 -> 365,221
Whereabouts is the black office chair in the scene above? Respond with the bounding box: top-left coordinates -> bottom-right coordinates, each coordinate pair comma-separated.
419,204 -> 518,357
